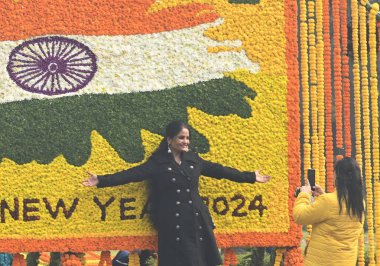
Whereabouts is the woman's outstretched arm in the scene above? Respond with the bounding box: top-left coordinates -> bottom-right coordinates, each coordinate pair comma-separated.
83,158 -> 156,188
200,157 -> 271,183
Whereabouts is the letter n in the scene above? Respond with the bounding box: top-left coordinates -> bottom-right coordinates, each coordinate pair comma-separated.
1,198 -> 19,223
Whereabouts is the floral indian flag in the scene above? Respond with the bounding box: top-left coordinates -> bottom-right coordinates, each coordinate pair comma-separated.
0,1 -> 259,165
0,0 -> 301,252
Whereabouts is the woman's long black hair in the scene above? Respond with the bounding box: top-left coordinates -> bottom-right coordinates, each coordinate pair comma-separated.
334,157 -> 364,221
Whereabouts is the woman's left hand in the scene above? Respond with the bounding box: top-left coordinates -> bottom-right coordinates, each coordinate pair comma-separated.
255,170 -> 271,183
312,184 -> 325,197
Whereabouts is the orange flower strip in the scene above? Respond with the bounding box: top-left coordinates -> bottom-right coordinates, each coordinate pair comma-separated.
285,0 -> 303,248
332,0 -> 344,151
0,236 -> 157,253
283,247 -> 303,266
12,254 -> 26,266
323,0 -> 334,192
62,254 -> 81,266
223,248 -> 237,266
0,0 -> 218,41
341,0 -> 352,156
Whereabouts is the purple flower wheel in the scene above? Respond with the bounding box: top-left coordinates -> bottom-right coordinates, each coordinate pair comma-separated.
7,36 -> 97,95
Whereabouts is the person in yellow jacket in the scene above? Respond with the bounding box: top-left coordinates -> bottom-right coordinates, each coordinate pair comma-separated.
293,157 -> 364,266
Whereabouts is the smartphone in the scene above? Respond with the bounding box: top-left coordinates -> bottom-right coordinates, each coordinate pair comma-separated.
308,168 -> 316,191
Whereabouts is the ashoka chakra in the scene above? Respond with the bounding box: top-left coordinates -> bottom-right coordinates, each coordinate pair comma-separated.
7,36 -> 97,95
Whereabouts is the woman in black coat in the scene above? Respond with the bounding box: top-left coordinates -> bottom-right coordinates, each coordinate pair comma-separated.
83,121 -> 271,266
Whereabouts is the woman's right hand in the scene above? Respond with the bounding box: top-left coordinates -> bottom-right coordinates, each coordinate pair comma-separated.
82,171 -> 99,187
312,184 -> 325,197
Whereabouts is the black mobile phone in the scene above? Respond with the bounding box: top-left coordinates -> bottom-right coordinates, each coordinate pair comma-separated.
308,168 -> 316,191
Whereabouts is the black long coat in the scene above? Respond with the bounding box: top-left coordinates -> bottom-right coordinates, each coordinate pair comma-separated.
97,151 -> 256,266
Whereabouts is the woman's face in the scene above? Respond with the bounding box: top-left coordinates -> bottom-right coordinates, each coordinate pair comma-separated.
168,127 -> 190,154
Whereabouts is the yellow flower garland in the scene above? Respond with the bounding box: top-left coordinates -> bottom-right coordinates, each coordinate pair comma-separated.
323,0 -> 334,192
316,0 -> 326,189
332,0 -> 344,151
351,0 -> 365,264
274,248 -> 285,266
307,0 -> 318,242
359,2 -> 375,265
369,3 -> 380,264
341,0 -> 352,156
300,0 -> 311,176
308,1 -> 319,182
308,1 -> 320,184
128,252 -> 140,266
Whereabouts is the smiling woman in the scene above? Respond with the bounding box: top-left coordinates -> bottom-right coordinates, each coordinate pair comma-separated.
83,120 -> 271,266
167,127 -> 190,162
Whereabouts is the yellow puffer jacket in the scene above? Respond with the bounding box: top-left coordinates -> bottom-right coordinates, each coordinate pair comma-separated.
293,191 -> 363,266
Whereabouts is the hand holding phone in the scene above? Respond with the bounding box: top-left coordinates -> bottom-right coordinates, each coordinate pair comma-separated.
308,168 -> 316,191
